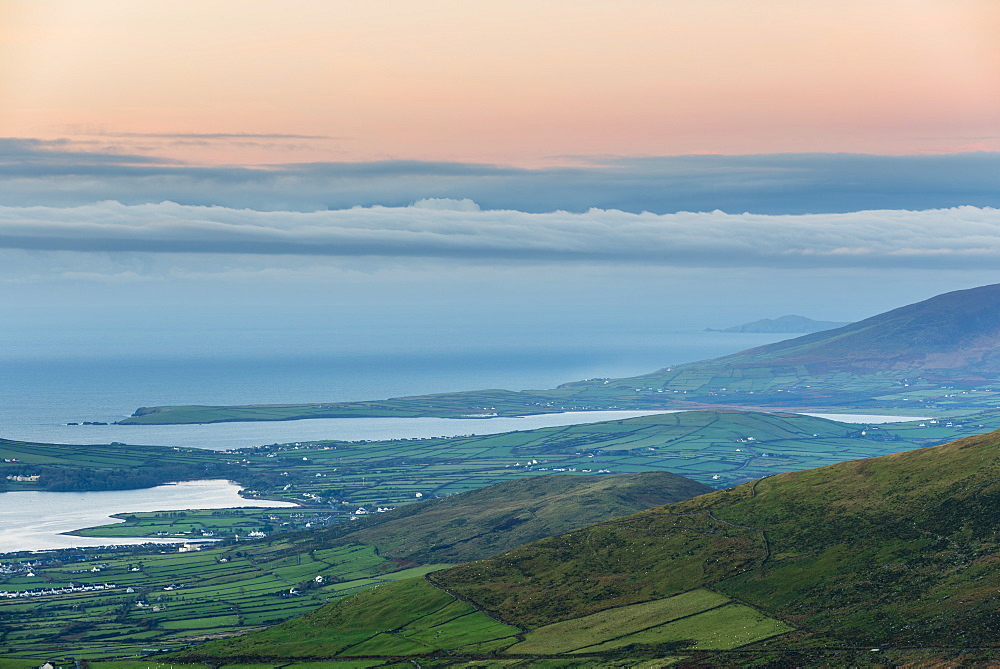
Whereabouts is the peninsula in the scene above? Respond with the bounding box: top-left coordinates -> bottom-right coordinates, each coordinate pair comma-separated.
120,284 -> 1000,425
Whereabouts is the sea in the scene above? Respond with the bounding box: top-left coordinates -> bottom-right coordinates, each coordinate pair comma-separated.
2,331 -> 912,553
0,332 -> 790,448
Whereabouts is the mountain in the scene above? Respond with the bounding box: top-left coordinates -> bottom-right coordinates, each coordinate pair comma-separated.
710,314 -> 850,334
433,429 -> 1000,645
123,283 -> 1000,424
294,470 -> 712,563
549,283 -> 1000,412
176,428 -> 1000,664
718,283 -> 1000,374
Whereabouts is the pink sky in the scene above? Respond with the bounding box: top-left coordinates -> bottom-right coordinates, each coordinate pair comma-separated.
2,0 -> 998,166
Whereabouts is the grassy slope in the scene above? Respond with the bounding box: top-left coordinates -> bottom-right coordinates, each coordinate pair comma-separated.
432,429 -> 1000,646
0,471 -> 710,658
723,282 -> 1000,371
505,588 -> 791,654
167,430 -> 1000,663
170,577 -> 521,660
295,470 -> 711,563
500,283 -> 1000,413
174,578 -> 792,662
0,437 -> 239,492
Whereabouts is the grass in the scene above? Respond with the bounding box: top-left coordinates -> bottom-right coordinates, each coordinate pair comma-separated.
570,603 -> 793,652
120,371 -> 1000,426
280,663 -> 389,669
1,470 -> 697,659
430,428 -> 1000,647
158,615 -> 240,629
7,409 -> 1000,515
294,470 -> 710,564
86,664 -> 204,669
505,589 -> 731,654
10,409 -> 1000,660
71,508 -> 336,539
0,541 -> 405,658
0,438 -> 238,493
120,389 -> 558,425
171,577 -> 520,661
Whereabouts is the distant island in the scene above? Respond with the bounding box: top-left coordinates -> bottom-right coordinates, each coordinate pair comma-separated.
706,314 -> 850,333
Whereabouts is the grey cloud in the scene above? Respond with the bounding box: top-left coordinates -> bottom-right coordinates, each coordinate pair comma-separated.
2,139 -> 1000,215
0,201 -> 998,269
0,138 -> 177,166
282,160 -> 524,177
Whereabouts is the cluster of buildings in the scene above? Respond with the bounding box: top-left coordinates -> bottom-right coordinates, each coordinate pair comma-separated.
0,583 -> 118,599
351,506 -> 396,516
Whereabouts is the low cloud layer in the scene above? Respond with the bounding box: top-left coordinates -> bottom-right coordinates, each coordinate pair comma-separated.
1,200 -> 998,270
3,139 -> 1000,215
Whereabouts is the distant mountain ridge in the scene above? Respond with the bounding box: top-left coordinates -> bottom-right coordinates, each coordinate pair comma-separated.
723,283 -> 1000,374
547,283 -> 1000,413
123,283 -> 1000,423
708,314 -> 850,334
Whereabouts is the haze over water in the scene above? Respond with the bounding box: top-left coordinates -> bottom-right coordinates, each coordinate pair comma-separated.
0,332 -> 930,553
0,331 -> 788,448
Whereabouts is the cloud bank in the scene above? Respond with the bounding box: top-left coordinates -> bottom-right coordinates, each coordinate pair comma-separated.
1,200 -> 998,270
3,140 -> 1000,215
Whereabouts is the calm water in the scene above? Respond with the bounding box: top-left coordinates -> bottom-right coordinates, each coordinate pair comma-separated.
1,331 -> 853,553
0,480 -> 295,554
0,332 -> 788,447
2,411 -> 672,451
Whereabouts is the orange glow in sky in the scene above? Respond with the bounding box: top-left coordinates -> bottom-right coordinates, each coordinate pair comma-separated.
1,0 -> 998,166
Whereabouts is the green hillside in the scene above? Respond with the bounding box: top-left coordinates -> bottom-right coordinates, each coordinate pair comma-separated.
724,282 -> 1000,373
300,470 -> 710,563
121,283 -> 1000,424
549,283 -> 1000,413
168,577 -> 523,660
181,428 -> 1000,663
0,471 -> 707,658
16,409 -> 974,509
434,429 -> 1000,642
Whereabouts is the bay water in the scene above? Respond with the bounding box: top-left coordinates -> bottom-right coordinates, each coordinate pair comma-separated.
0,332 -> 789,447
0,480 -> 296,553
0,331 -> 825,552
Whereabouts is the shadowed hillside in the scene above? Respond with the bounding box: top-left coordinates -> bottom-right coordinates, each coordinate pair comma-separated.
292,470 -> 712,563
549,284 -> 1000,412
178,428 -> 1000,663
0,470 -> 711,658
434,429 -> 1000,644
718,283 -> 1000,373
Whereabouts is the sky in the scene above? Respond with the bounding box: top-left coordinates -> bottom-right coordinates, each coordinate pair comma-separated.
3,0 -> 1000,164
2,0 -> 1000,376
